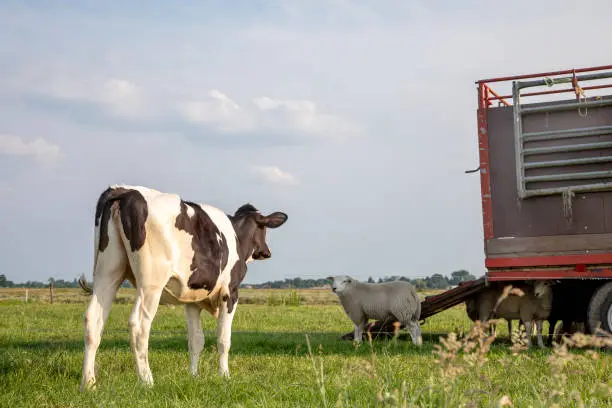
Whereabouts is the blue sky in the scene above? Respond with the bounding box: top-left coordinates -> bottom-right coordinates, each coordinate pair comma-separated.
1,1 -> 611,284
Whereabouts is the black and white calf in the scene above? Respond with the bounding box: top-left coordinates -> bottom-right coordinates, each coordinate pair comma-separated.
80,185 -> 287,391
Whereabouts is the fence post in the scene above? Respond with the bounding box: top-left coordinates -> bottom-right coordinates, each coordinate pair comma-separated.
49,282 -> 54,304
25,289 -> 28,303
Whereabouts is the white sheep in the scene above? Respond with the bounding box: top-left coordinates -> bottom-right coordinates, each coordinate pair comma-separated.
466,296 -> 516,337
469,280 -> 554,348
328,275 -> 423,346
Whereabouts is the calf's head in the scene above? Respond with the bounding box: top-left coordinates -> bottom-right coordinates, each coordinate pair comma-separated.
231,204 -> 288,262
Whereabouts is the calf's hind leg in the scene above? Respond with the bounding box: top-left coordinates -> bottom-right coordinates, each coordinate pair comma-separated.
81,245 -> 127,391
128,282 -> 163,386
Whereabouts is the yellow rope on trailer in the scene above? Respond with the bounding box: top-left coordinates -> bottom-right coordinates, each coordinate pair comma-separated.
542,76 -> 589,116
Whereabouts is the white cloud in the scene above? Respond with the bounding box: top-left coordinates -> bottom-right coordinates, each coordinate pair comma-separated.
12,70 -> 361,143
0,134 -> 61,165
12,74 -> 145,119
251,165 -> 298,185
180,90 -> 251,132
179,91 -> 361,141
99,78 -> 143,118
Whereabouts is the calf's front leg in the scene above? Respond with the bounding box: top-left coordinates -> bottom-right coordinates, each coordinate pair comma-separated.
217,299 -> 237,377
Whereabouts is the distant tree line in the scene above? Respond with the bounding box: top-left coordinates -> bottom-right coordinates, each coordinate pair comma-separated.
1,270 -> 478,290
0,274 -> 132,289
241,270 -> 478,290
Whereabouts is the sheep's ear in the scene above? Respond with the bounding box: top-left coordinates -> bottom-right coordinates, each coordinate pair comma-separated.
326,276 -> 334,281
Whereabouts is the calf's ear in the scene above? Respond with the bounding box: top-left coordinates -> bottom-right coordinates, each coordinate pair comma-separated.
261,211 -> 288,228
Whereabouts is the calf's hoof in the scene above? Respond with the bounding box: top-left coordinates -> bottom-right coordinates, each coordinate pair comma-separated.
138,373 -> 154,387
79,378 -> 97,392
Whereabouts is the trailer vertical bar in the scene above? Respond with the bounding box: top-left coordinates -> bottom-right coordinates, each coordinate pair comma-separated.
477,83 -> 494,240
512,81 -> 526,198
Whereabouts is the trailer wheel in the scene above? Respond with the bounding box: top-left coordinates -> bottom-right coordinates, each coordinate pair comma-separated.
586,282 -> 612,335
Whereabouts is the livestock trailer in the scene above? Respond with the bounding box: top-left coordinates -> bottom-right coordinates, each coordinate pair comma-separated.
420,64 -> 612,338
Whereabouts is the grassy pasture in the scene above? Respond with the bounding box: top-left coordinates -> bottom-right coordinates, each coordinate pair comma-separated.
0,288 -> 610,407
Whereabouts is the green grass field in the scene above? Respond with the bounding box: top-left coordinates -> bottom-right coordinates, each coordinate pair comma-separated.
0,288 -> 610,407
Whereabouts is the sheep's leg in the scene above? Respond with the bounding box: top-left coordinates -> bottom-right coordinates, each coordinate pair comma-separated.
523,320 -> 533,348
352,315 -> 367,342
476,319 -> 487,335
507,320 -> 512,338
535,320 -> 545,348
406,321 -> 423,346
476,315 -> 492,341
546,319 -> 557,346
477,306 -> 493,342
353,322 -> 365,342
558,320 -> 572,343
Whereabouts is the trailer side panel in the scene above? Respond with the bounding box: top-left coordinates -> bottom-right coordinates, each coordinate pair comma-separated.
485,100 -> 612,260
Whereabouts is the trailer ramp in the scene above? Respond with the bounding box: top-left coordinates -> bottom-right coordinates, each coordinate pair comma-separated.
420,277 -> 487,321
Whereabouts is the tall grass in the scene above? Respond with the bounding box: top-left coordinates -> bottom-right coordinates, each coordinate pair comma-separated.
266,289 -> 303,306
306,320 -> 612,408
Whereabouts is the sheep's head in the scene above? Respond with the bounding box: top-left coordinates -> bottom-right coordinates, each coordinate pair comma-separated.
327,275 -> 356,295
533,280 -> 554,297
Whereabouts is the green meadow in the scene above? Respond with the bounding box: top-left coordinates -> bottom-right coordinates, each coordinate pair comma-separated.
0,288 -> 610,407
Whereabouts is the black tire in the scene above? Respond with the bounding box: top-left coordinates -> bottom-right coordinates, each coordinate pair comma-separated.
586,281 -> 612,336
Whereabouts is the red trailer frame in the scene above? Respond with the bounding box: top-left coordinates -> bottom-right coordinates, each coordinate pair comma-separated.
476,64 -> 612,281
348,65 -> 612,337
